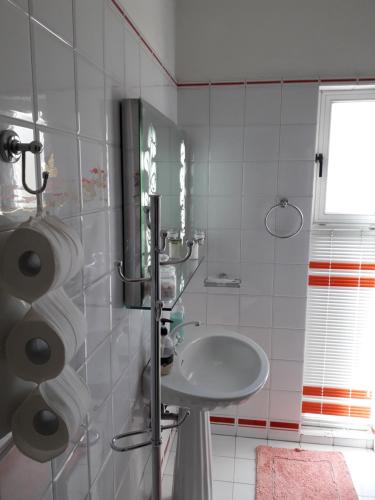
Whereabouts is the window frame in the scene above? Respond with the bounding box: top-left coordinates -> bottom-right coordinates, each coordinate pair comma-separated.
314,86 -> 375,226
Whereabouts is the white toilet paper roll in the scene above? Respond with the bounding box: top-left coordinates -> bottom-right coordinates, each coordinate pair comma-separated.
6,288 -> 86,382
0,287 -> 29,358
0,215 -> 83,302
11,366 -> 90,463
0,360 -> 35,440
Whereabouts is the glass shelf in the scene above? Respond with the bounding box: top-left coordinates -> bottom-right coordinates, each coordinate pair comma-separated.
126,257 -> 204,311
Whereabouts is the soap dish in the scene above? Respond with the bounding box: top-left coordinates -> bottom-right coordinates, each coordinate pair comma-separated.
204,274 -> 241,288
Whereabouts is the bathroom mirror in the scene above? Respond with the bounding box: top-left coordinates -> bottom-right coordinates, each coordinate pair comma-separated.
121,99 -> 203,309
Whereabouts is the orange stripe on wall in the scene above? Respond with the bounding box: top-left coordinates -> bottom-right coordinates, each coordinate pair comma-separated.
303,386 -> 372,400
302,401 -> 371,419
308,275 -> 375,288
309,261 -> 375,271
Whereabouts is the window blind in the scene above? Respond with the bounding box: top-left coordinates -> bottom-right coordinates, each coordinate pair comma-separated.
303,229 -> 375,429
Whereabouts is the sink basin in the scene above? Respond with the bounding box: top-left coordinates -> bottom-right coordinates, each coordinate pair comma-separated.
143,327 -> 269,500
159,329 -> 269,409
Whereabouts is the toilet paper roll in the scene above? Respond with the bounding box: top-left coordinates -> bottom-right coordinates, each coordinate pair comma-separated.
6,288 -> 86,382
11,366 -> 90,463
0,359 -> 35,440
0,287 -> 29,358
0,215 -> 83,302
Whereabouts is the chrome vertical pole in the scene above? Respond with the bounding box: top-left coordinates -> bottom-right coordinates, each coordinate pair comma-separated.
150,194 -> 162,500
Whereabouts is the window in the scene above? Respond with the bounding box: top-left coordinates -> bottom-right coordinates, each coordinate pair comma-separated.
314,87 -> 375,225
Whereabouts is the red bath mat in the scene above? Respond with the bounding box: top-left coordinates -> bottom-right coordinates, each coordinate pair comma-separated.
256,445 -> 358,500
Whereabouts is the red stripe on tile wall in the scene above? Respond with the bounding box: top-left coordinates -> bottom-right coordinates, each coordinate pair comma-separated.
302,402 -> 371,419
210,416 -> 236,425
238,418 -> 267,428
270,421 -> 300,430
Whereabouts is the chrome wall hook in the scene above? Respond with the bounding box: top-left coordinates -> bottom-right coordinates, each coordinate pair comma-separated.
0,129 -> 48,195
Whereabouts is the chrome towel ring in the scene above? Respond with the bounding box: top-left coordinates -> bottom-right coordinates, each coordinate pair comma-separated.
264,198 -> 304,239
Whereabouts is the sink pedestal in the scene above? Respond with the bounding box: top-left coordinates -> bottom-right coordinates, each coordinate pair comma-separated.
172,408 -> 212,500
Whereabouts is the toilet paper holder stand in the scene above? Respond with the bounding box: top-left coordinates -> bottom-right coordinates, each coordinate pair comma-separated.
0,129 -> 49,203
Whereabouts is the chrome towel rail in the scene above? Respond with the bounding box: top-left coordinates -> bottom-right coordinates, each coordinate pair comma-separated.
264,198 -> 304,239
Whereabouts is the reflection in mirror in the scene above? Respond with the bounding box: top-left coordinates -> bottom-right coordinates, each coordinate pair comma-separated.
121,99 -> 203,310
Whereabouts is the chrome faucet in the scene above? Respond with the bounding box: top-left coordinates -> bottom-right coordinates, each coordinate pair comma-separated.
170,321 -> 200,346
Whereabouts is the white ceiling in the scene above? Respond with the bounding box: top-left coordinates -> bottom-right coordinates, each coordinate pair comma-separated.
176,0 -> 375,82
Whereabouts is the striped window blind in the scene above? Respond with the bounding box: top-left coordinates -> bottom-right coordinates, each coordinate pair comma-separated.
302,229 -> 375,429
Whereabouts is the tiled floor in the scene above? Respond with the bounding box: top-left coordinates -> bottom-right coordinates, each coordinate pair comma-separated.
162,434 -> 375,500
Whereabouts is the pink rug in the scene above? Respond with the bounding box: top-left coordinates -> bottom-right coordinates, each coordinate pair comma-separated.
256,446 -> 358,500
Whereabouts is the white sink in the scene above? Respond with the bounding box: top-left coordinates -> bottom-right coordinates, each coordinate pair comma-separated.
143,327 -> 269,500
158,328 -> 269,410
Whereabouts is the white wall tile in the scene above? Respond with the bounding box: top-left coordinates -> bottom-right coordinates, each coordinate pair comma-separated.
0,0 -> 33,122
279,124 -> 316,161
242,162 -> 278,197
178,87 -> 210,125
104,3 -> 125,84
76,55 -> 106,141
182,292 -> 207,323
208,196 -> 242,229
189,162 -> 209,195
82,210 -> 110,286
75,0 -> 104,67
208,229 -> 241,262
39,129 -> 80,218
281,84 -> 319,125
270,360 -> 303,391
32,0 -> 74,44
207,294 -> 239,325
273,297 -> 307,329
240,263 -> 274,296
184,126 -> 210,162
239,296 -> 273,328
34,23 -> 76,132
274,264 -> 308,297
210,126 -> 244,162
210,86 -> 245,126
242,195 -> 275,230
275,230 -> 310,264
86,339 -> 112,408
124,27 -> 140,98
241,229 -> 275,263
85,275 -> 111,355
269,390 -> 301,421
237,388 -> 269,418
209,163 -> 243,196
245,84 -> 281,125
88,396 -> 113,484
277,161 -> 315,197
244,126 -> 280,162
79,138 -> 107,212
271,329 -> 305,361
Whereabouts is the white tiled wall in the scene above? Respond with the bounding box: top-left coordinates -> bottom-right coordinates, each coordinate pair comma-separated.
179,82 -> 318,438
0,1 -> 176,499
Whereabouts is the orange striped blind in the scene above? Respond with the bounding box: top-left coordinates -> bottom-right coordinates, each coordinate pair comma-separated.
302,229 -> 375,428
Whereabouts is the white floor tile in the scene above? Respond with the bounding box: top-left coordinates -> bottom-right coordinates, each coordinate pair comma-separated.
213,456 -> 235,482
212,435 -> 236,458
213,481 -> 233,500
234,458 -> 256,484
162,475 -> 173,500
299,442 -> 333,451
233,483 -> 255,500
235,437 -> 267,459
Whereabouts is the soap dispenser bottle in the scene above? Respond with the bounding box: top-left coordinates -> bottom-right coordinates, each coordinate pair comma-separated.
160,319 -> 174,376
